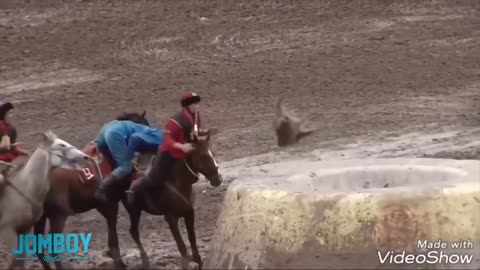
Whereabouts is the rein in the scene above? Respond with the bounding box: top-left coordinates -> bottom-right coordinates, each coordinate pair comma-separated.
184,159 -> 199,179
0,163 -> 37,208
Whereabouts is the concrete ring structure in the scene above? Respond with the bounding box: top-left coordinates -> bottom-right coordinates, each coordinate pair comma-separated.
205,158 -> 480,269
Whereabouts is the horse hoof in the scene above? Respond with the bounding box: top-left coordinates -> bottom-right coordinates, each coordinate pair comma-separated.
181,257 -> 190,269
104,250 -> 113,258
191,262 -> 201,270
114,261 -> 127,269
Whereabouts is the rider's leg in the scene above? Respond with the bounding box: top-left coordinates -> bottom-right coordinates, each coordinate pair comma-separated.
95,131 -> 134,202
126,150 -> 175,205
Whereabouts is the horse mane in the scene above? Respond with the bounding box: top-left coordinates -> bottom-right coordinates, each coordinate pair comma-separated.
116,111 -> 150,126
116,112 -> 141,121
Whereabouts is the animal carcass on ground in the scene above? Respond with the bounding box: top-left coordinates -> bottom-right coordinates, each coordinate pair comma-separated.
273,97 -> 316,147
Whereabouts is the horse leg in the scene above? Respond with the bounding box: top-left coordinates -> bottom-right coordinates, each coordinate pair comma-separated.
184,209 -> 202,269
8,229 -> 29,270
34,213 -> 52,270
165,215 -> 193,269
125,205 -> 149,268
48,215 -> 68,270
97,203 -> 126,269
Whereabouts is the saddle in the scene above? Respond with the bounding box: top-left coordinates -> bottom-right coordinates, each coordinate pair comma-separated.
80,142 -> 154,183
81,143 -> 113,181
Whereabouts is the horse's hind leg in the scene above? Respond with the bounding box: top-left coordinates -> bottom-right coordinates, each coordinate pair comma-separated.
34,214 -> 52,270
49,215 -> 68,270
124,204 -> 149,268
165,215 -> 195,270
97,203 -> 126,269
185,209 -> 202,269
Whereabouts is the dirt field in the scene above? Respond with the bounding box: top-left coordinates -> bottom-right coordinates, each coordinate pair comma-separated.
0,0 -> 479,269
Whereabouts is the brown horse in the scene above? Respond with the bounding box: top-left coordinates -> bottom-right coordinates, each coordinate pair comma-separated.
34,111 -> 153,270
125,128 -> 222,269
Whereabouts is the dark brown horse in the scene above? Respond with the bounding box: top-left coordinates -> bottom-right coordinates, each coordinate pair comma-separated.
34,111 -> 153,270
125,128 -> 222,269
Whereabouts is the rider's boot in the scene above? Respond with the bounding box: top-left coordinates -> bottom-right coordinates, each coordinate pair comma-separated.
95,174 -> 119,203
125,178 -> 147,207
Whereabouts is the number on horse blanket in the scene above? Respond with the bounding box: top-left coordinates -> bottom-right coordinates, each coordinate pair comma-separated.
77,142 -> 150,185
78,167 -> 95,183
78,142 -> 114,184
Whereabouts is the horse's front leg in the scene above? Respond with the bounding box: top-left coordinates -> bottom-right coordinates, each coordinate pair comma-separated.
8,230 -> 26,270
34,213 -> 52,270
184,209 -> 202,269
97,203 -> 126,269
123,199 -> 150,268
165,215 -> 195,269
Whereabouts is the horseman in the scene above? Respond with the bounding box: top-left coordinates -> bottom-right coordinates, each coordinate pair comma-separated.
0,102 -> 28,163
126,92 -> 202,205
94,119 -> 164,203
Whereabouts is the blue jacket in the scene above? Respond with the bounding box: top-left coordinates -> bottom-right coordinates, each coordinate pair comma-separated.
95,120 -> 163,178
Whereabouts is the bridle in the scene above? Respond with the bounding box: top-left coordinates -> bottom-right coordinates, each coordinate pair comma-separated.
184,111 -> 213,180
1,143 -> 83,207
184,158 -> 200,179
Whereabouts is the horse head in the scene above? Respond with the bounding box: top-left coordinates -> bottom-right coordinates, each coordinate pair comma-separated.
41,131 -> 89,168
189,128 -> 222,187
116,110 -> 150,127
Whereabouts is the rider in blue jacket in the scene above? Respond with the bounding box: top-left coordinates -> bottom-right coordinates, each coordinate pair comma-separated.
94,120 -> 164,202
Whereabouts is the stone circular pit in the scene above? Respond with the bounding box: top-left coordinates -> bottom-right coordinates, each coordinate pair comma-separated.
205,158 -> 480,269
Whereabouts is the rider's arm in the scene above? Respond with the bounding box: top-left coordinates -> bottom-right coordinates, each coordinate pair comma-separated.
7,127 -> 27,155
0,134 -> 10,151
126,133 -> 143,160
163,120 -> 186,151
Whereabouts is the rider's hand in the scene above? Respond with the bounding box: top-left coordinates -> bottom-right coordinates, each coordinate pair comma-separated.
0,136 -> 11,150
181,143 -> 194,153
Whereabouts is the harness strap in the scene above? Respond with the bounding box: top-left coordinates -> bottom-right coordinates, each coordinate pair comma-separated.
184,159 -> 199,178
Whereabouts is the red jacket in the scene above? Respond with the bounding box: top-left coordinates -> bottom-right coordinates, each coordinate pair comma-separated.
0,122 -> 25,162
160,109 -> 200,159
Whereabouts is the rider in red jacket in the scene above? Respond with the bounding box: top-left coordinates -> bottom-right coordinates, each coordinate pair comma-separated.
126,92 -> 201,205
0,102 -> 28,162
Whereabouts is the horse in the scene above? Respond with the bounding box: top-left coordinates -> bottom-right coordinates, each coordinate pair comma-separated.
0,131 -> 90,270
116,110 -> 150,126
34,111 -> 153,270
125,128 -> 223,270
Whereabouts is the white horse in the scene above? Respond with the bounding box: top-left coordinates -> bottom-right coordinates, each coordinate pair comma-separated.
0,131 -> 89,269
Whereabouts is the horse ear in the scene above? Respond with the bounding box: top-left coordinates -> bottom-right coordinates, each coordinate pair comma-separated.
141,110 -> 146,117
206,129 -> 211,141
42,131 -> 55,144
42,132 -> 48,142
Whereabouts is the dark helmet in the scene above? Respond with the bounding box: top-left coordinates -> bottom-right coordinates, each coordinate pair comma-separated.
0,102 -> 13,120
181,92 -> 201,107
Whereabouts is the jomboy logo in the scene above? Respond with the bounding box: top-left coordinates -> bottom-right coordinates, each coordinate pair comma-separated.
13,233 -> 92,262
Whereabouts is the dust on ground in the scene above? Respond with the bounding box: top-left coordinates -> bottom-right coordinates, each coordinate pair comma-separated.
0,0 -> 479,269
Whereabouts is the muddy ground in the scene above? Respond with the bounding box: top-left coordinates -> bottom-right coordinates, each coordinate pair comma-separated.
0,0 -> 479,269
